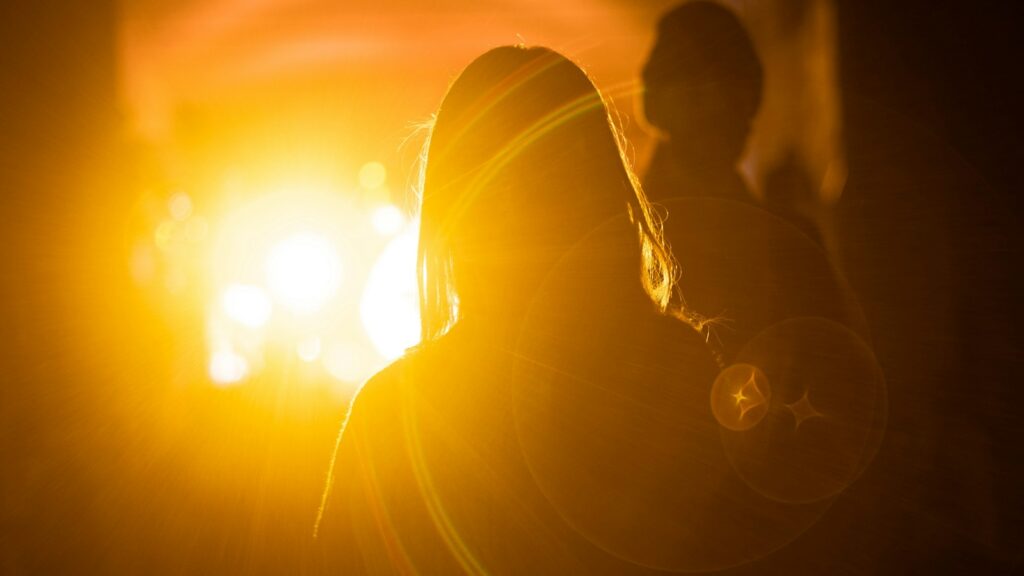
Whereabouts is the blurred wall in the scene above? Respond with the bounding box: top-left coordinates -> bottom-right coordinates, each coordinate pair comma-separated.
1,2 -> 121,572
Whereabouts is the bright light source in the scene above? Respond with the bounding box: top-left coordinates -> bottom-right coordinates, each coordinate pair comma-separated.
361,225 -> 420,360
221,283 -> 272,328
371,204 -> 405,236
359,162 -> 387,190
209,349 -> 248,386
296,336 -> 322,362
205,187 -> 403,392
265,232 -> 341,314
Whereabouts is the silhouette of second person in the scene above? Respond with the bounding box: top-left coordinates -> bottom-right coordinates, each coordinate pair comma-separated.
642,1 -> 763,205
640,2 -> 855,362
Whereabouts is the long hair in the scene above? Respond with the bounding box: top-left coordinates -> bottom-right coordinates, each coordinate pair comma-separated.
417,46 -> 678,342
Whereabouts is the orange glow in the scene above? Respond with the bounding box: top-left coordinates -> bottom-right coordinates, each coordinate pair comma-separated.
711,363 -> 771,431
1,2 -> 877,574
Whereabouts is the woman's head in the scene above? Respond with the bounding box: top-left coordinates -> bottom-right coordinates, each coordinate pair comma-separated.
418,46 -> 674,340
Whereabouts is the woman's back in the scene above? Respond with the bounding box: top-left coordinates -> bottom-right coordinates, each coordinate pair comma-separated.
316,300 -> 721,574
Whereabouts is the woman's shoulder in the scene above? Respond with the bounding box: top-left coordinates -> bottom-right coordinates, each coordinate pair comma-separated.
348,351 -> 416,415
333,352 -> 425,460
347,339 -> 451,416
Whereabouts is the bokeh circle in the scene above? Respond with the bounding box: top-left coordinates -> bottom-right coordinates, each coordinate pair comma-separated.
511,216 -> 845,572
721,317 -> 887,504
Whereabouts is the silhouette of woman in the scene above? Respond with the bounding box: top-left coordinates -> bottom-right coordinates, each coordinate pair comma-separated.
312,46 -> 735,574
